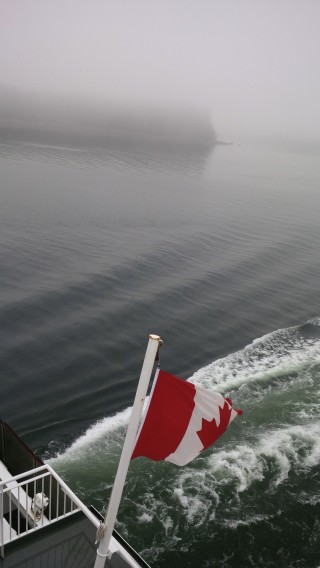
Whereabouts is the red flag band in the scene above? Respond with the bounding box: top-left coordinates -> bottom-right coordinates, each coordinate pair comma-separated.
132,370 -> 242,466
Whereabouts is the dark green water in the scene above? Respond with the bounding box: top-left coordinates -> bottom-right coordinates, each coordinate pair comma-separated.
1,135 -> 320,566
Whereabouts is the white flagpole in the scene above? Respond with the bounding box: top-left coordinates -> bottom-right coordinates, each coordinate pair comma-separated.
94,334 -> 162,568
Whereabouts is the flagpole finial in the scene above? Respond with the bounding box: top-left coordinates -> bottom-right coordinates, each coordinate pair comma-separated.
149,334 -> 162,342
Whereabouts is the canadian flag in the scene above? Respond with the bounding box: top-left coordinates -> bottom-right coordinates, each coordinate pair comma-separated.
132,370 -> 242,466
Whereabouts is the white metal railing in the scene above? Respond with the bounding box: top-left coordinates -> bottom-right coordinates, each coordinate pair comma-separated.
0,463 -> 99,557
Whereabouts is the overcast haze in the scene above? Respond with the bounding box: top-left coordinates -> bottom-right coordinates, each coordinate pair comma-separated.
1,0 -> 320,139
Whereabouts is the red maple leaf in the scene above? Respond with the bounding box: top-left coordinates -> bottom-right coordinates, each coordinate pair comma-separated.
196,401 -> 233,448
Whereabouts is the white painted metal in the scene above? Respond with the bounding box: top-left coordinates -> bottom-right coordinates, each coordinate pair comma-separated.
0,455 -> 148,566
0,460 -> 47,528
94,334 -> 162,568
1,518 -> 16,542
0,462 -> 99,549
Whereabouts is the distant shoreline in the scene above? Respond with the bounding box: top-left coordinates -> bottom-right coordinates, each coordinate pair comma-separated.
0,117 -> 217,151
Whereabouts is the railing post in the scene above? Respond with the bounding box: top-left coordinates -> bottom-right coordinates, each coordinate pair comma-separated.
0,485 -> 4,559
0,458 -> 106,555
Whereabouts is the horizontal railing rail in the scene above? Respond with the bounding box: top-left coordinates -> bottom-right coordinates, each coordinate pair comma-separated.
0,463 -> 99,557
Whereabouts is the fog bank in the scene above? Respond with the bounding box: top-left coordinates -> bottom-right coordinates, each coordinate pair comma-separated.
1,0 -> 320,140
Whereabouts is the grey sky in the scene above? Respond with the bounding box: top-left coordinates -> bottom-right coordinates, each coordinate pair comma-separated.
1,0 -> 320,138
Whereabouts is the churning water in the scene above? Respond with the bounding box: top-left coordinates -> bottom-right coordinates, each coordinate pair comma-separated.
1,133 -> 320,567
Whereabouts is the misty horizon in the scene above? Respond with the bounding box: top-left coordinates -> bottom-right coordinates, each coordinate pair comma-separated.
0,84 -> 217,150
1,1 -> 320,141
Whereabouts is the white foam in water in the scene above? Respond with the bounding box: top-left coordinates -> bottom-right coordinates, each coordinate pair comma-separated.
71,408 -> 131,449
133,491 -> 179,539
308,317 -> 320,327
51,406 -> 132,465
52,394 -> 156,465
207,421 -> 320,491
189,323 -> 320,394
49,320 -> 320,548
53,320 -> 320,466
164,421 -> 320,529
173,470 -> 220,525
137,512 -> 153,523
225,513 -> 271,529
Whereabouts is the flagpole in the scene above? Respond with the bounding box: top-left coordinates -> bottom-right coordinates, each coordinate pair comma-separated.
94,334 -> 162,568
